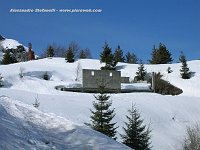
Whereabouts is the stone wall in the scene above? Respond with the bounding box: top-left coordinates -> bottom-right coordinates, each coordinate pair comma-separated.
82,69 -> 121,92
121,77 -> 130,83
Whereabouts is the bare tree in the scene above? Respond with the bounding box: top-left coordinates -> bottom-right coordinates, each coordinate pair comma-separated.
40,44 -> 66,58
52,43 -> 66,57
75,61 -> 82,82
19,67 -> 25,79
184,123 -> 200,150
84,48 -> 92,59
79,49 -> 87,59
40,49 -> 47,58
69,41 -> 80,59
33,95 -> 40,108
79,48 -> 92,59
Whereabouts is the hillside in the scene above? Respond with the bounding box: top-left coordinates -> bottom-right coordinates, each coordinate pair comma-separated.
0,96 -> 130,150
0,35 -> 33,62
0,58 -> 200,150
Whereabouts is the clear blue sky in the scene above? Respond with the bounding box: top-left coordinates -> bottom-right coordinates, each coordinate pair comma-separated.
1,0 -> 200,62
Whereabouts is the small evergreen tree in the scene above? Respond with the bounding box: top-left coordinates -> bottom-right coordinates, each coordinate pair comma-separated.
159,43 -> 173,64
149,45 -> 158,64
149,43 -> 173,64
113,45 -> 125,62
65,46 -> 75,63
121,104 -> 151,150
100,42 -> 112,63
135,60 -> 147,81
2,51 -> 15,65
100,42 -> 116,70
86,86 -> 118,139
125,51 -> 138,64
47,45 -> 54,57
179,51 -> 191,79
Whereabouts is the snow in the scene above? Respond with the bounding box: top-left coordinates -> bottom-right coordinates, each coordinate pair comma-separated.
0,38 -> 23,50
0,58 -> 200,150
121,83 -> 151,90
0,38 -> 30,61
0,96 -> 131,150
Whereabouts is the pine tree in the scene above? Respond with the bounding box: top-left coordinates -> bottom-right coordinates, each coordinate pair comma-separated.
179,51 -> 191,79
100,42 -> 116,70
2,51 -> 15,65
47,45 -> 54,57
65,46 -> 75,63
87,86 -> 118,139
158,43 -> 173,64
135,60 -> 147,81
149,45 -> 158,64
125,51 -> 138,64
121,104 -> 151,150
149,43 -> 173,64
113,45 -> 125,62
100,42 -> 112,62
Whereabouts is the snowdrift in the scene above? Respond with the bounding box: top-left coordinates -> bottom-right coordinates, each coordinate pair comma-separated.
0,96 -> 130,150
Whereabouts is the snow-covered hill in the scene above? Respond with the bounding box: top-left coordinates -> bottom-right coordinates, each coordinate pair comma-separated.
0,35 -> 30,61
0,96 -> 130,150
0,38 -> 23,50
0,58 -> 200,150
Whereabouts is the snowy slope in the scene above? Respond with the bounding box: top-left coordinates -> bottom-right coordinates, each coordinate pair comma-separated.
0,58 -> 200,150
0,96 -> 131,150
118,60 -> 200,97
0,38 -> 23,50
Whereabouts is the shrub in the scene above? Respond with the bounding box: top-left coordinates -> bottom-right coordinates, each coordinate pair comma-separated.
19,67 -> 25,79
151,72 -> 183,95
183,123 -> 200,150
167,67 -> 173,73
43,72 -> 49,80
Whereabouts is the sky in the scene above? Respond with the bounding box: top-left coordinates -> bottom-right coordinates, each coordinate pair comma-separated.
0,0 -> 200,62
